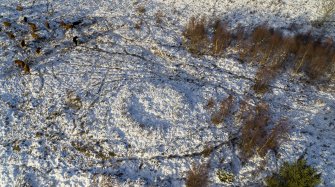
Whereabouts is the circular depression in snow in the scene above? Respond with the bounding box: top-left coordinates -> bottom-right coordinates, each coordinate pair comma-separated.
114,82 -> 190,131
128,84 -> 188,129
108,80 -> 229,158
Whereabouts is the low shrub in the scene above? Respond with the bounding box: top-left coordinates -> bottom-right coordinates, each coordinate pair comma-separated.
265,158 -> 321,187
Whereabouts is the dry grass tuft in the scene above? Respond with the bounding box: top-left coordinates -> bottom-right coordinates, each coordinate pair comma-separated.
6,31 -> 15,39
303,42 -> 334,79
257,119 -> 289,157
212,20 -> 231,55
204,97 -> 215,110
31,32 -> 40,40
293,40 -> 313,73
251,25 -> 271,44
240,102 -> 269,160
134,20 -> 143,30
236,98 -> 253,122
239,102 -> 289,160
16,5 -> 23,11
182,16 -> 209,55
155,10 -> 164,24
60,21 -> 74,30
181,16 -> 335,84
186,163 -> 209,187
3,21 -> 11,27
201,145 -> 214,157
28,22 -> 38,32
253,65 -> 278,94
211,95 -> 234,125
14,60 -> 30,73
136,6 -> 146,14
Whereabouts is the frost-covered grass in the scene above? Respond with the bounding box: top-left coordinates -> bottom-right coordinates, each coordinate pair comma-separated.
0,0 -> 335,186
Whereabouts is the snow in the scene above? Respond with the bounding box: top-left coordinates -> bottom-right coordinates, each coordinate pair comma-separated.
0,0 -> 334,186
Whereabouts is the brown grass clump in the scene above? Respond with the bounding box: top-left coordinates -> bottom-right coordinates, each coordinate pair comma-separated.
134,20 -> 143,30
20,40 -> 26,48
155,11 -> 164,24
236,32 -> 252,61
240,102 -> 269,160
36,47 -> 42,54
183,16 -> 209,55
201,145 -> 214,157
45,21 -> 51,29
211,95 -> 234,125
16,5 -> 23,11
204,97 -> 215,110
181,16 -> 335,83
252,31 -> 291,94
3,21 -> 11,27
210,112 -> 222,125
239,102 -> 289,160
303,41 -> 334,80
136,6 -> 146,14
6,32 -> 15,39
14,60 -> 30,73
251,25 -> 271,44
31,32 -> 40,40
28,22 -> 38,32
253,68 -> 274,94
293,40 -> 313,73
236,25 -> 270,62
219,95 -> 234,115
259,31 -> 283,65
60,21 -> 74,30
212,20 -> 231,55
287,35 -> 335,80
236,98 -> 253,122
284,36 -> 300,54
257,119 -> 289,157
186,163 -> 209,187
250,25 -> 272,57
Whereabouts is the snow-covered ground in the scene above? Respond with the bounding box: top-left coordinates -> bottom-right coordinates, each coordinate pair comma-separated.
0,0 -> 334,186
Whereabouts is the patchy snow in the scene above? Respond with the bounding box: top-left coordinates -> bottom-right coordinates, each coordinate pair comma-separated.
0,0 -> 334,186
